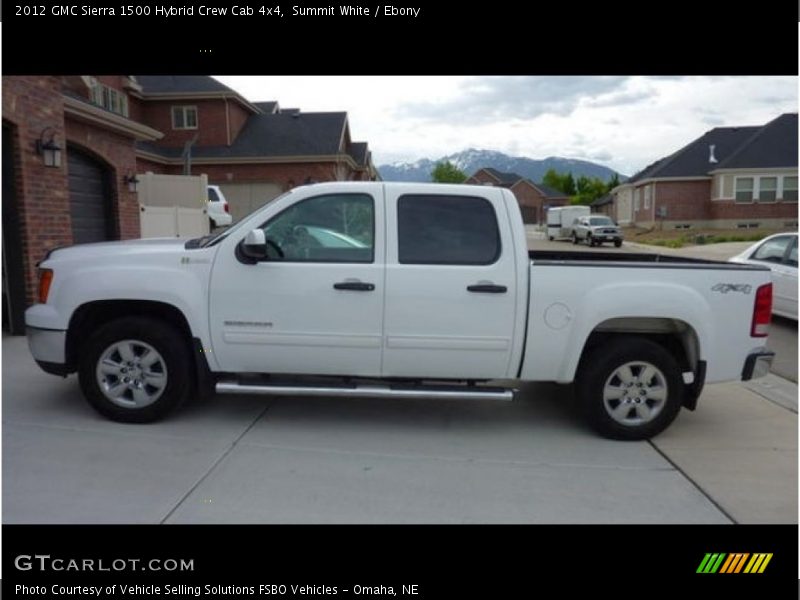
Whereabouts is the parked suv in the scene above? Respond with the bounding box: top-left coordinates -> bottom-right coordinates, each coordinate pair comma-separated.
208,185 -> 232,229
572,215 -> 623,247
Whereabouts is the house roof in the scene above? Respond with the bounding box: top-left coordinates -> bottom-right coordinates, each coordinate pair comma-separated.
254,101 -> 279,114
628,126 -> 759,182
626,113 -> 797,183
533,182 -> 569,198
137,111 -> 349,159
134,75 -> 237,95
348,142 -> 369,166
716,113 -> 798,169
591,194 -> 613,207
481,167 -> 523,186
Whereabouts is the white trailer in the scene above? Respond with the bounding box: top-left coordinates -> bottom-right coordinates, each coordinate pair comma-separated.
546,205 -> 590,241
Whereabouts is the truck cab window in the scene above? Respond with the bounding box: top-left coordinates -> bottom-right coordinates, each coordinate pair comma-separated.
397,194 -> 500,265
260,193 -> 374,262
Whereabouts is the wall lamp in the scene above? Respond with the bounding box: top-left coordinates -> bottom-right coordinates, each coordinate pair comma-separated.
124,173 -> 140,193
35,128 -> 62,168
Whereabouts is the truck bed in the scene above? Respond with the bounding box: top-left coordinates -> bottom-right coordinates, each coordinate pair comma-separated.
529,250 -> 767,270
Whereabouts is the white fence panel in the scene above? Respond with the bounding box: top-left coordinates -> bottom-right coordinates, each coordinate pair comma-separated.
139,172 -> 209,238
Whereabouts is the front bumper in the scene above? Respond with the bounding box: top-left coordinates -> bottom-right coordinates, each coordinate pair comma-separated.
27,326 -> 68,374
741,350 -> 775,381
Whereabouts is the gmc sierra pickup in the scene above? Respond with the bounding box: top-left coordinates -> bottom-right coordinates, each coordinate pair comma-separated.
26,182 -> 775,439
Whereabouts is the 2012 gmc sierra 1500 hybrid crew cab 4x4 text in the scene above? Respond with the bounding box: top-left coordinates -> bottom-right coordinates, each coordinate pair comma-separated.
26,182 -> 775,439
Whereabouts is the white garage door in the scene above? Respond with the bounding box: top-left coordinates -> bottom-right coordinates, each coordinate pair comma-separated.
219,182 -> 284,223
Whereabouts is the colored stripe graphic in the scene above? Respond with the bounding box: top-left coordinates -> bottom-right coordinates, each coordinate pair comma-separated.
743,553 -> 773,574
697,553 -> 726,573
719,553 -> 749,573
698,552 -> 773,574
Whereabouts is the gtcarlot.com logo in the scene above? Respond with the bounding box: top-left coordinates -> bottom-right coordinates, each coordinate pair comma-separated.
696,552 -> 773,574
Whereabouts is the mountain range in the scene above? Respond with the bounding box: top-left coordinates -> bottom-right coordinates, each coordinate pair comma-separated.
377,149 -> 625,184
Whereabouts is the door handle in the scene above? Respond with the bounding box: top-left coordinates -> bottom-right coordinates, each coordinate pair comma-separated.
467,284 -> 507,294
333,281 -> 375,291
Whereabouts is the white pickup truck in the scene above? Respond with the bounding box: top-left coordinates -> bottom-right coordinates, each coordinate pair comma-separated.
26,182 -> 775,439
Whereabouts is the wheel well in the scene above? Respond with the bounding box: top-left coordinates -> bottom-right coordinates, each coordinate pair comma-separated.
66,300 -> 195,371
579,317 -> 701,376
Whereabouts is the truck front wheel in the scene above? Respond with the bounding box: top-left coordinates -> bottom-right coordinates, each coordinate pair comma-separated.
78,316 -> 193,423
576,337 -> 683,440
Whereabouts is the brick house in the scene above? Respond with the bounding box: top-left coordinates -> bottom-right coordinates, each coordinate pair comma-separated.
132,76 -> 378,222
611,113 -> 798,229
466,168 -> 569,224
2,75 -> 376,334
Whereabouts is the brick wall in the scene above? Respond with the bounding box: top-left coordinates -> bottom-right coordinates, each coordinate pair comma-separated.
136,157 -> 170,174
139,99 -> 237,148
65,118 -> 140,239
135,158 -> 362,190
3,76 -> 142,307
650,180 -> 711,222
510,181 -> 568,224
2,76 -> 71,305
465,170 -> 498,185
227,101 -> 250,142
708,199 -> 797,220
642,179 -> 796,226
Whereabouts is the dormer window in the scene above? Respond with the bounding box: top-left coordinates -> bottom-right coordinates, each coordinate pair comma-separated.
172,106 -> 198,130
89,80 -> 129,117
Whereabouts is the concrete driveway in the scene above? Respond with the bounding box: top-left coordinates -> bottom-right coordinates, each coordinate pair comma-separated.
3,334 -> 795,524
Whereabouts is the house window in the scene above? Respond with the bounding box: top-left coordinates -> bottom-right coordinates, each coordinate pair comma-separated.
172,106 -> 198,130
644,185 -> 651,210
734,178 -> 754,203
783,176 -> 798,202
90,81 -> 129,117
758,177 -> 777,202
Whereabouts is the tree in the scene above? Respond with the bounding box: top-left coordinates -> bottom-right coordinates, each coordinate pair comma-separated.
607,173 -> 620,192
563,172 -> 576,195
431,161 -> 467,183
542,168 -> 563,192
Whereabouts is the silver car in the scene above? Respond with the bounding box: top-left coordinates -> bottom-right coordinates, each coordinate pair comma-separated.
572,215 -> 623,248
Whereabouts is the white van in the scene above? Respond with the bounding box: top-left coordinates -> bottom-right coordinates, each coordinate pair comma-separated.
546,205 -> 590,240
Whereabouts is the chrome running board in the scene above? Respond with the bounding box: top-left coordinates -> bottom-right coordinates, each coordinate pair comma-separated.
215,381 -> 514,401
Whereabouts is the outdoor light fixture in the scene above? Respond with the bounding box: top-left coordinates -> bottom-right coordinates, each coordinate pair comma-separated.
35,128 -> 62,168
124,173 -> 140,193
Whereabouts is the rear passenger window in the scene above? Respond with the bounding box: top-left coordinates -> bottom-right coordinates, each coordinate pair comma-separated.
398,194 -> 500,265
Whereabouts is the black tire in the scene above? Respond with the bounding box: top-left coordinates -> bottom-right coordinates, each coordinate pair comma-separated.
576,336 -> 683,440
614,240 -> 622,248
549,236 -> 554,241
587,235 -> 594,246
572,233 -> 578,245
78,316 -> 193,423
209,218 -> 216,232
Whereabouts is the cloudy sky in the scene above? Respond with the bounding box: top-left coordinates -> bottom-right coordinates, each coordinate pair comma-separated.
215,76 -> 797,176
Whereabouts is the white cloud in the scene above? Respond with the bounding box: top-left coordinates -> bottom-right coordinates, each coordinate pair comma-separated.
214,75 -> 798,176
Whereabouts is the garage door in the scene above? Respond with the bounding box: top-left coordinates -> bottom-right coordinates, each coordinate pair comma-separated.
68,147 -> 115,244
219,182 -> 283,223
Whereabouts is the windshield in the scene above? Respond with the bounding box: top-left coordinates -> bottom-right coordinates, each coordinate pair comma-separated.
589,217 -> 614,226
191,190 -> 293,248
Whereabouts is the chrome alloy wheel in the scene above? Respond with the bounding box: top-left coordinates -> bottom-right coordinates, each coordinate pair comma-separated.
602,361 -> 668,426
95,340 -> 168,408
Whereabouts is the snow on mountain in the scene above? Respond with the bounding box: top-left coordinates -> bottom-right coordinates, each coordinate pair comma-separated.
378,149 -> 625,183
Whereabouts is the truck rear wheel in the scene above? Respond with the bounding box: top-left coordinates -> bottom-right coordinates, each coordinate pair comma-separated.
78,316 -> 193,422
572,233 -> 578,245
576,336 -> 683,440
